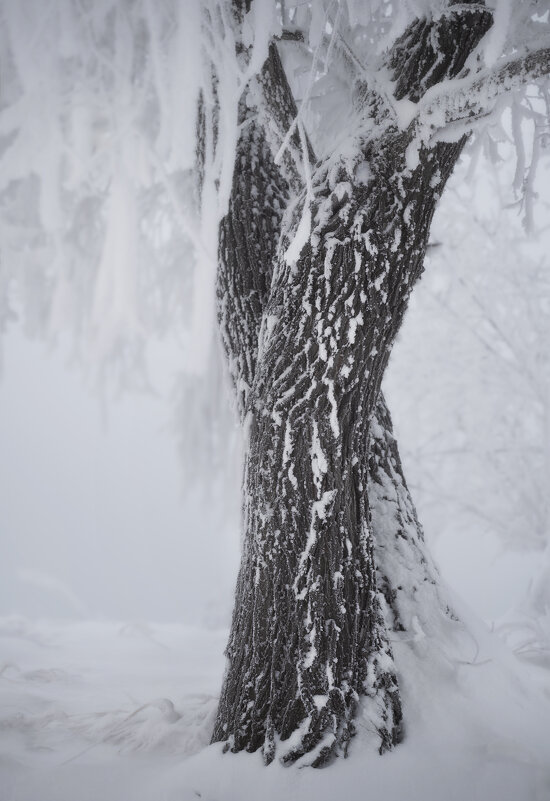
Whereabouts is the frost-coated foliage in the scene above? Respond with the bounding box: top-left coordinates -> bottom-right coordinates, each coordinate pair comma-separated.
0,0 -> 272,376
393,159 -> 550,554
386,152 -> 550,663
1,0 -> 549,372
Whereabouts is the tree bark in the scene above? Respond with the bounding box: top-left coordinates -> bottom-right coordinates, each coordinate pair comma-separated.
212,2 -> 493,766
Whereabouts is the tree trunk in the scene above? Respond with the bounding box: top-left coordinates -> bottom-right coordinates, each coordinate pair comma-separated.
212,3 -> 493,766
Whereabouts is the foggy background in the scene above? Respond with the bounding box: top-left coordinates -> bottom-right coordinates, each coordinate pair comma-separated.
0,328 -> 241,625
0,225 -> 541,626
0,0 -> 547,636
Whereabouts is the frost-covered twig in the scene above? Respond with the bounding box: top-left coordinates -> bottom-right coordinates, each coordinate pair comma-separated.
418,46 -> 550,141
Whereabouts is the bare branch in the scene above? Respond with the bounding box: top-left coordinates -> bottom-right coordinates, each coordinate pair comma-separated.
252,42 -> 316,194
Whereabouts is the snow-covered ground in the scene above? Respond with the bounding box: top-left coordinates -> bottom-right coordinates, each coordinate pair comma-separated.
1,606 -> 549,801
0,618 -> 223,801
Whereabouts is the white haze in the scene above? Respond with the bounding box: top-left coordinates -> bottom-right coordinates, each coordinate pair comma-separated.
0,321 -> 533,623
0,329 -> 241,626
1,151 -> 546,625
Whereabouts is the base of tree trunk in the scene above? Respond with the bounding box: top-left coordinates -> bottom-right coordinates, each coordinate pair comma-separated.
211,392 -> 460,767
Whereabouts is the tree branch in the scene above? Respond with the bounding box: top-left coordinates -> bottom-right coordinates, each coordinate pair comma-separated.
252,42 -> 315,195
418,46 -> 550,137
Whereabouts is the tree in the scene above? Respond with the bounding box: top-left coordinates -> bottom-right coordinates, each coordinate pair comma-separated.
1,0 -> 549,771
206,0 -> 550,766
386,161 -> 550,664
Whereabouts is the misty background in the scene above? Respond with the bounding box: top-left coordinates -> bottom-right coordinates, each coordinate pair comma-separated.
0,0 -> 548,636
0,169 -> 543,625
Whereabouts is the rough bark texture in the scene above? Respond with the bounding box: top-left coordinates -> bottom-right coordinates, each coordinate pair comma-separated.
212,2 -> 493,766
216,110 -> 288,419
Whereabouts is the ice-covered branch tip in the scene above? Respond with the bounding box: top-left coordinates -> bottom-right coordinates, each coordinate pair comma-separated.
418,46 -> 550,137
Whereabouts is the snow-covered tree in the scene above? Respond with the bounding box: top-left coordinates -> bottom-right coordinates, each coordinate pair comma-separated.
209,0 -> 550,766
386,158 -> 550,665
1,0 -> 550,768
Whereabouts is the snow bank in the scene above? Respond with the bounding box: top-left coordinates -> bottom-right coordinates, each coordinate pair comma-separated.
1,608 -> 549,801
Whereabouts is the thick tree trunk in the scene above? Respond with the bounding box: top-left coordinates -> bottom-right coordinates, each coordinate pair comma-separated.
214,137 -> 462,766
212,3 -> 493,765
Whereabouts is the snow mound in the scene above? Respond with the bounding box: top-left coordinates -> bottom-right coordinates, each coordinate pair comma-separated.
1,612 -> 549,801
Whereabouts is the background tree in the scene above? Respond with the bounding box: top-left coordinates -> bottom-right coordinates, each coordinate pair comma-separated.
388,153 -> 550,667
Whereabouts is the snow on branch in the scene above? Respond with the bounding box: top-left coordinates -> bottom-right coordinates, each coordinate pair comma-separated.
417,46 -> 550,139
